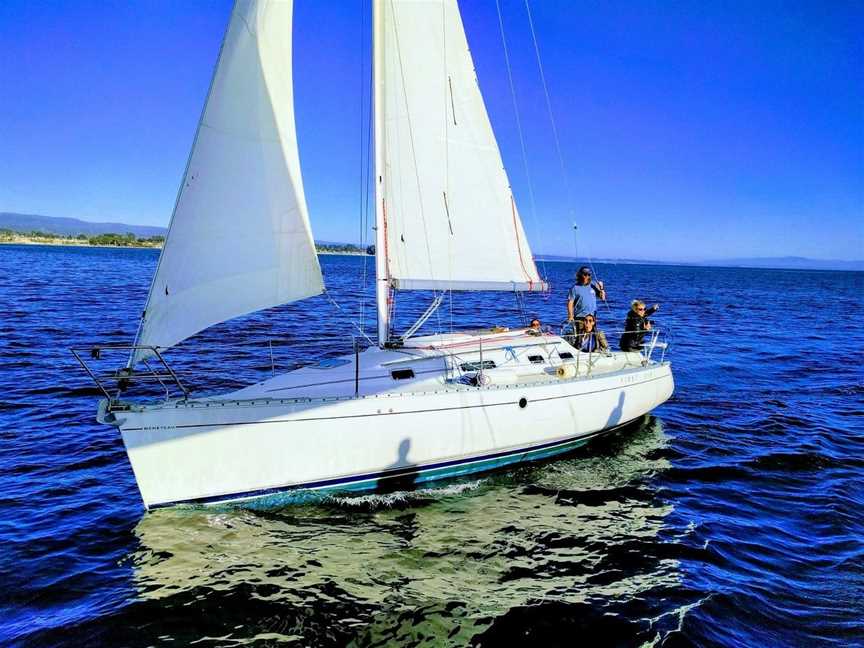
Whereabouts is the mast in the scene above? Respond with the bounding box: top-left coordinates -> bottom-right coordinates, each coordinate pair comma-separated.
373,0 -> 390,347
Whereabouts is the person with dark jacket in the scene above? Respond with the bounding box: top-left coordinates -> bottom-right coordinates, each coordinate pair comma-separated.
619,300 -> 659,351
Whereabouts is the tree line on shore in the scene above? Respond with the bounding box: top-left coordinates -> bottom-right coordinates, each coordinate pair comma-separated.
0,228 -> 165,247
0,228 -> 369,254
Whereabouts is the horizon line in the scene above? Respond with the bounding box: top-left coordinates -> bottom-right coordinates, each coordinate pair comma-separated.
2,210 -> 861,267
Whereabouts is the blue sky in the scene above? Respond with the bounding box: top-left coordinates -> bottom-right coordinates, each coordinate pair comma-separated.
0,0 -> 861,260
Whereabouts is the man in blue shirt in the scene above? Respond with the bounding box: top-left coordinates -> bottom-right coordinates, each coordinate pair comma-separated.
567,266 -> 606,328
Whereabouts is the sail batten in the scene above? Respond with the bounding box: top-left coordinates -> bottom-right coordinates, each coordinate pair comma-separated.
376,0 -> 545,299
132,0 -> 322,366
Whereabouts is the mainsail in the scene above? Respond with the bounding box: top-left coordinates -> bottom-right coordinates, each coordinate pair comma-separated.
132,0 -> 323,365
374,0 -> 546,295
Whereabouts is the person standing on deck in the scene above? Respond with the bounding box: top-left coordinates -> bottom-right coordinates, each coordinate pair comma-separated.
567,266 -> 606,335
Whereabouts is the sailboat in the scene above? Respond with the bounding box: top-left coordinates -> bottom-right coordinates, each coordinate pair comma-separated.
81,0 -> 674,510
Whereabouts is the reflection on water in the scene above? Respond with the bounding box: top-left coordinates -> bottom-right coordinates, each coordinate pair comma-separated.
128,417 -> 678,645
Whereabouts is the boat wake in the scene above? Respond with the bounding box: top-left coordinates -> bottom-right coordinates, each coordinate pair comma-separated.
325,479 -> 485,510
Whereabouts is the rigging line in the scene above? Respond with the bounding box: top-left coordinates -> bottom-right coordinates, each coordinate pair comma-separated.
359,0 -> 367,334
323,288 -> 375,345
449,288 -> 453,337
523,0 -> 574,221
524,3 -> 612,315
573,223 -> 612,317
592,256 -> 612,316
510,195 -> 535,285
514,289 -> 527,326
494,0 -> 548,285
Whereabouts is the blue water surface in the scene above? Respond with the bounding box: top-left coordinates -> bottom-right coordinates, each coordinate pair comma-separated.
0,244 -> 862,646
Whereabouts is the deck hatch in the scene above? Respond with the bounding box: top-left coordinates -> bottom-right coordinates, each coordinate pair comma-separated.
460,360 -> 496,372
527,355 -> 545,364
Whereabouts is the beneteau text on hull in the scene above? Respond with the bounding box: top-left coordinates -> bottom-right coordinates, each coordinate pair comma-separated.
77,0 -> 674,509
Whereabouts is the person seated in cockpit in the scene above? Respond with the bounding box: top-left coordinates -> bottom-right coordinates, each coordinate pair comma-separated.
527,317 -> 543,336
573,314 -> 609,352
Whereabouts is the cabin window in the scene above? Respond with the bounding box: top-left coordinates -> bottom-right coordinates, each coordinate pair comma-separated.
527,355 -> 545,364
460,360 -> 496,372
558,352 -> 574,360
391,369 -> 415,380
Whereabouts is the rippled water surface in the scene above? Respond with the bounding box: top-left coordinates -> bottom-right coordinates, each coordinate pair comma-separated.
1,245 -> 862,646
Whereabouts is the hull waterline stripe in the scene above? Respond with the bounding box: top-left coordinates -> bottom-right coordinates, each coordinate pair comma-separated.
149,419 -> 636,508
123,373 -> 670,432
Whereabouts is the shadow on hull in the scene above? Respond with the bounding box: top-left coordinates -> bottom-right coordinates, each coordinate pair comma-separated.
219,415 -> 652,512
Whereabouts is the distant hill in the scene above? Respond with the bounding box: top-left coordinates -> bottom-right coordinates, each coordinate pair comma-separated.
0,212 -> 167,238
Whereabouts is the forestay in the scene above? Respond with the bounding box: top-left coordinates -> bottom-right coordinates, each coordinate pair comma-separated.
132,0 -> 322,366
377,0 -> 546,292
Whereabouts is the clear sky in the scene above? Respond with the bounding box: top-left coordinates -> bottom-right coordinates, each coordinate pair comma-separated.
0,0 -> 861,261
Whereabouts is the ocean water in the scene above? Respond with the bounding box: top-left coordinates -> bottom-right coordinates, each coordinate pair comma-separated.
0,244 -> 862,647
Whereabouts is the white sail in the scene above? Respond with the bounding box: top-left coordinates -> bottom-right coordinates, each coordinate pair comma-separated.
375,0 -> 546,294
133,0 -> 322,365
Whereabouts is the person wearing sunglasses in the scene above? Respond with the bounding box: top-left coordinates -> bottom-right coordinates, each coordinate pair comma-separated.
525,317 -> 545,336
566,266 -> 606,336
573,314 -> 609,353
619,299 -> 660,352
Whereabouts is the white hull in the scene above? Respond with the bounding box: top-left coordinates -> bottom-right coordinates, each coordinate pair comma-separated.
104,331 -> 674,509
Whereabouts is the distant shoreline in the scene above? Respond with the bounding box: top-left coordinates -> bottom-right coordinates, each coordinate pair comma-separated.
0,236 -> 368,256
2,238 -> 859,271
0,236 -> 160,249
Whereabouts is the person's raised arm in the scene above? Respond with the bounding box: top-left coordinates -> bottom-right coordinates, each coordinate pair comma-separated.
646,303 -> 660,316
592,280 -> 606,301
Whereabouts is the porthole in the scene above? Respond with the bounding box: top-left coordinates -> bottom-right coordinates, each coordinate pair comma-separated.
391,369 -> 415,380
518,397 -> 528,409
